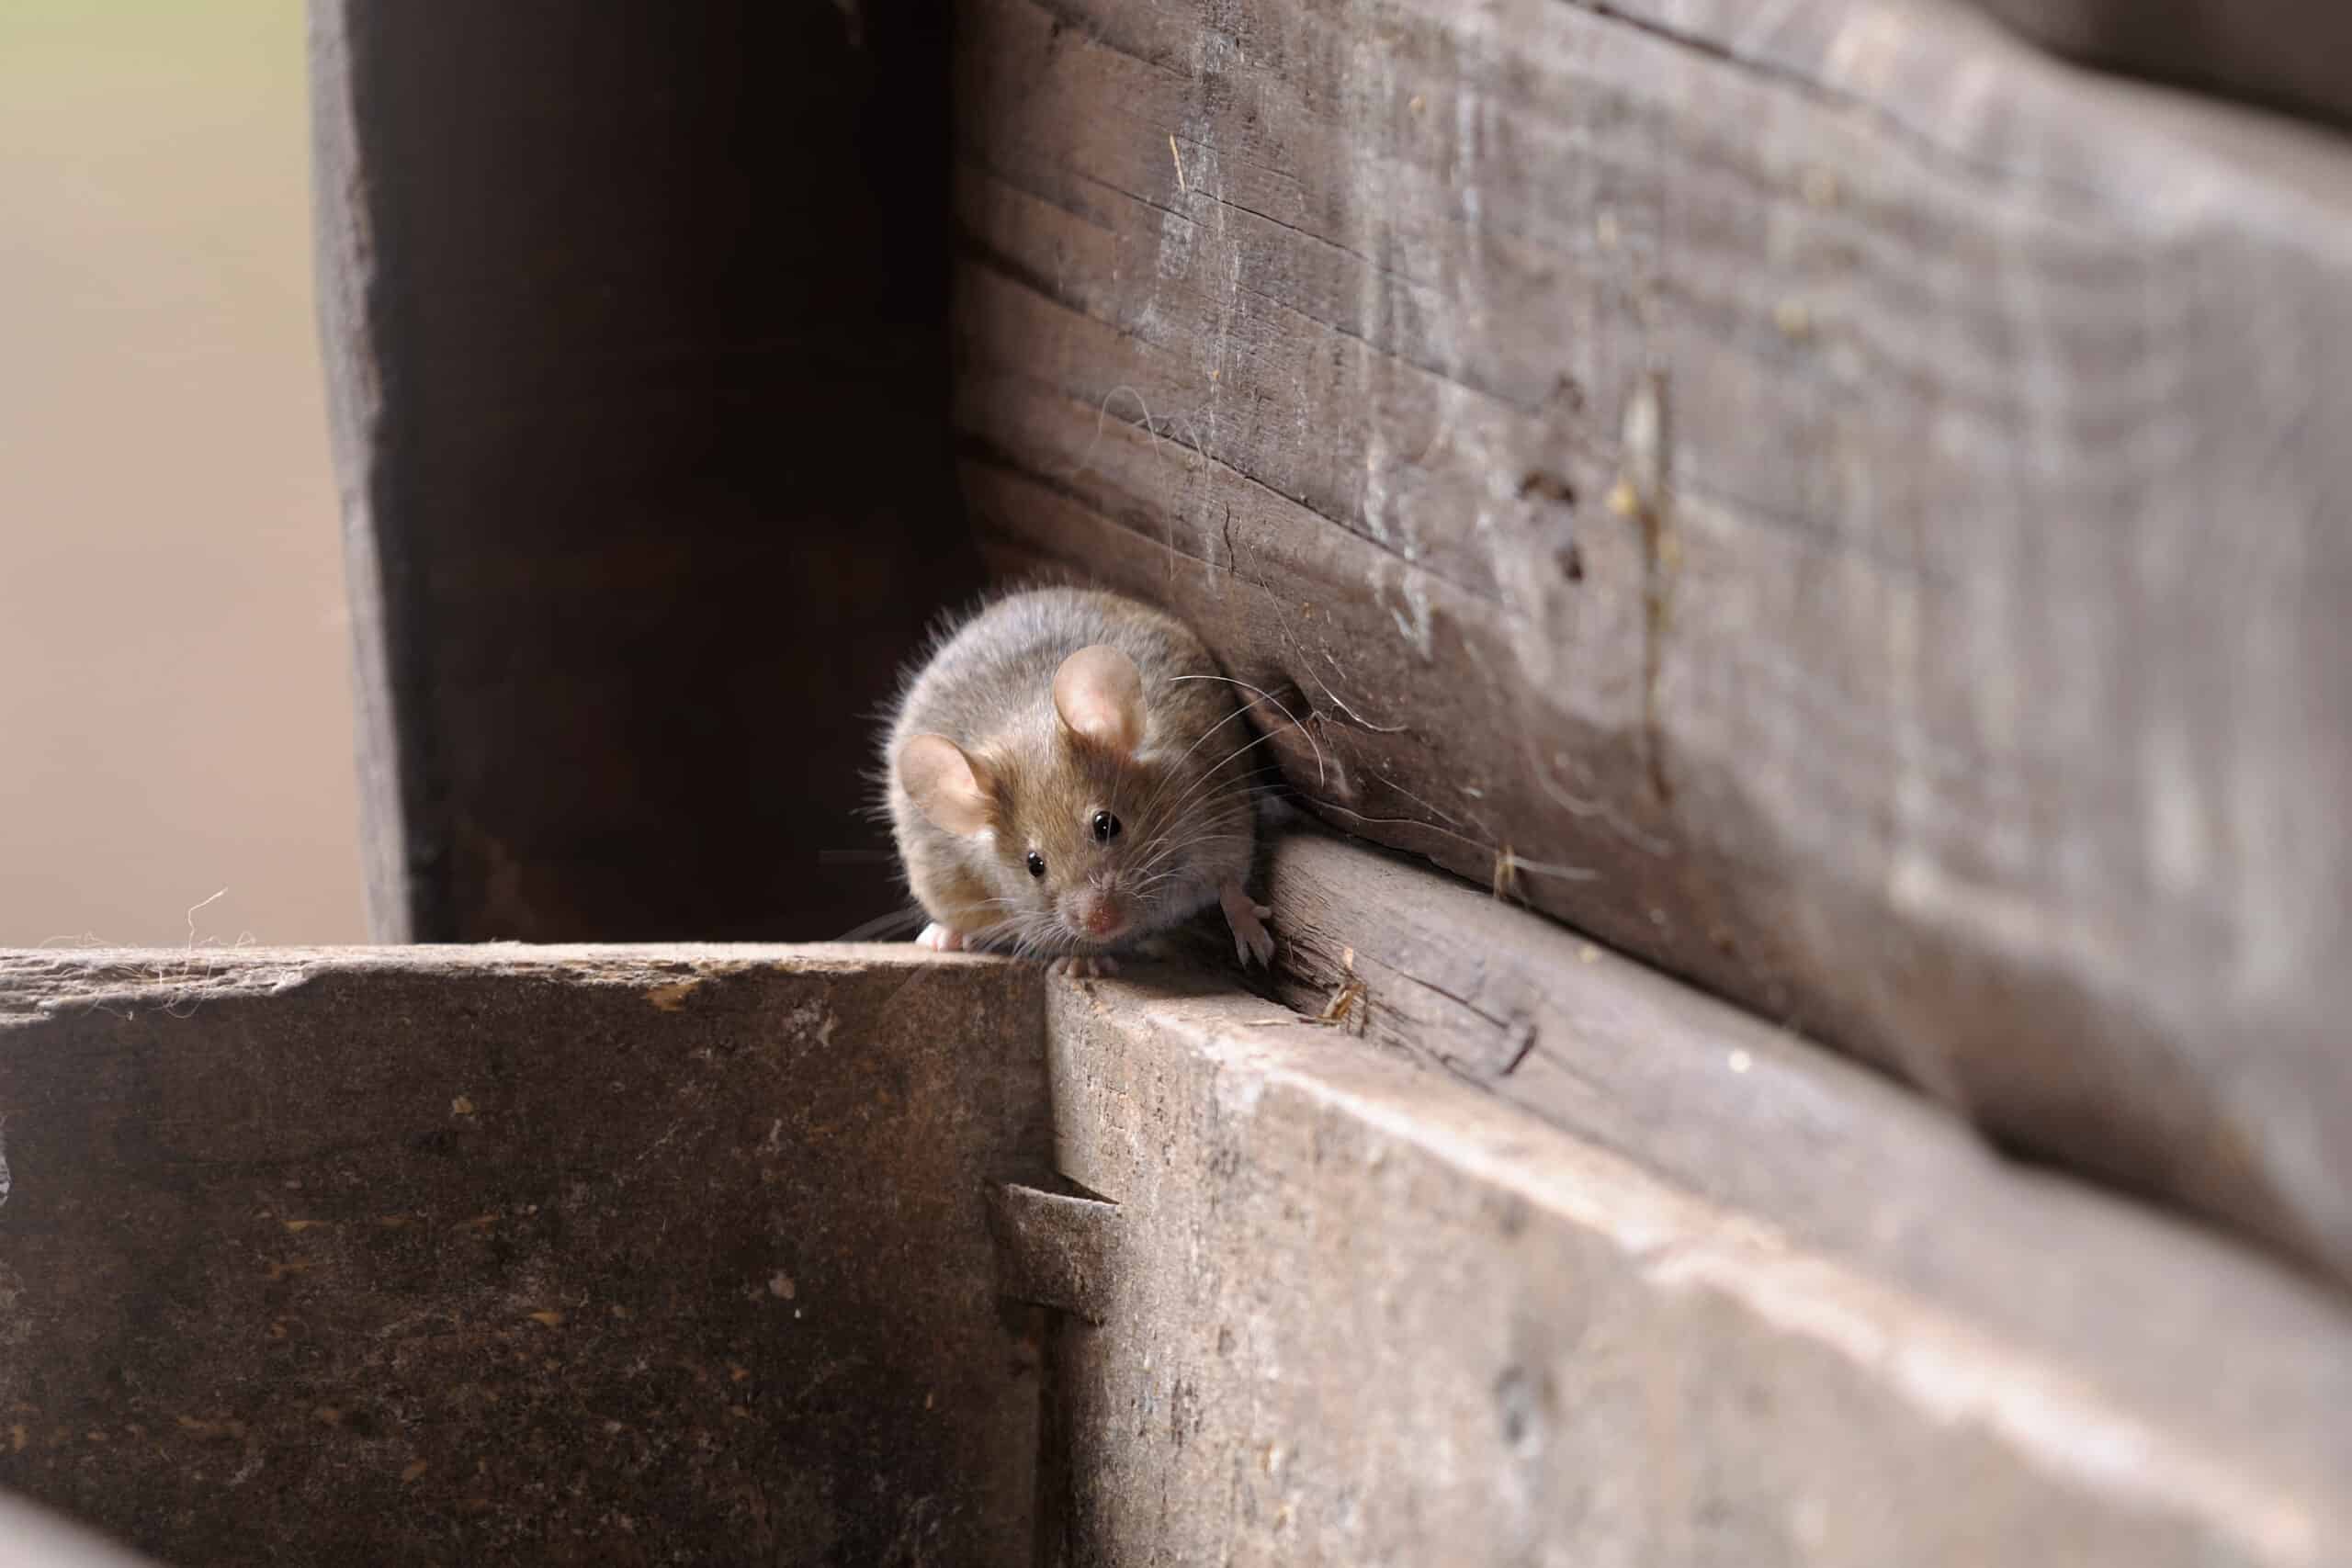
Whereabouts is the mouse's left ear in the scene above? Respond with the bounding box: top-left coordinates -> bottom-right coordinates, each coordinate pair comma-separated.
1053,644 -> 1146,757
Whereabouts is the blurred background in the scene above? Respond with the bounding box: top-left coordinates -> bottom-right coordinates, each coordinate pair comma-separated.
0,0 -> 365,944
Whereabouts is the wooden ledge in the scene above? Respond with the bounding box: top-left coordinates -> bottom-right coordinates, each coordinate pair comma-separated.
1043,967 -> 2352,1564
0,947 -> 1049,1567
5,936 -> 2346,1563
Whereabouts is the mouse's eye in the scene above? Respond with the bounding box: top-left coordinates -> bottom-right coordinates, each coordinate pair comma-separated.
1092,810 -> 1122,843
1025,850 -> 1046,878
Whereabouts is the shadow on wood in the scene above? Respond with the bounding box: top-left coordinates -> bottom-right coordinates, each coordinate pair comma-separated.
313,0 -> 981,945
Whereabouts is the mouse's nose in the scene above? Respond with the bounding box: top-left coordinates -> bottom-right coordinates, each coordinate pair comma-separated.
1075,894 -> 1127,939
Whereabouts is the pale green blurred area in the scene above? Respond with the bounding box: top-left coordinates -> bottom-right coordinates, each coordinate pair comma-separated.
0,0 -> 367,943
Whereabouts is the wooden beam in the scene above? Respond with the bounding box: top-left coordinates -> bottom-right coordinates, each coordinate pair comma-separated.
6,938 -> 2347,1562
0,947 -> 1048,1567
1245,828 -> 2339,1393
1041,970 -> 2352,1566
949,0 -> 2352,1288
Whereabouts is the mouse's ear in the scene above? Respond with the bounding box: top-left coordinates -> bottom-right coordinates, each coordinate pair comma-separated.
1053,645 -> 1146,756
899,734 -> 998,838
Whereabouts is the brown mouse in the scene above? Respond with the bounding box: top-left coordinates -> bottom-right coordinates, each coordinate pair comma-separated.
882,587 -> 1275,975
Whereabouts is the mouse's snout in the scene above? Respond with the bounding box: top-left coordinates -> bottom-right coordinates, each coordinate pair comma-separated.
1067,889 -> 1130,942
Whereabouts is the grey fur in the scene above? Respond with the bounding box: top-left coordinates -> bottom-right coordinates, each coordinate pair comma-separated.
882,588 -> 1262,958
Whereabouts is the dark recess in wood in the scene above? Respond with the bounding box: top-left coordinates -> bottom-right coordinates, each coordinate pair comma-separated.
313,0 -> 982,943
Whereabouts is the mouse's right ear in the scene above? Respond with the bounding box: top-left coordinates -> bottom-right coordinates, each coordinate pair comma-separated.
899,734 -> 998,838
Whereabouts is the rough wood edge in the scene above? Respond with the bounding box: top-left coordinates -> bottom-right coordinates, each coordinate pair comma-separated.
1243,829 -> 2352,1350
307,0 -> 416,942
0,943 -> 969,1023
1045,974 -> 2352,1562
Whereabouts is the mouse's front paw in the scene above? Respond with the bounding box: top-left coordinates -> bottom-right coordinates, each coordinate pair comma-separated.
1047,953 -> 1120,978
1218,882 -> 1276,968
916,922 -> 968,953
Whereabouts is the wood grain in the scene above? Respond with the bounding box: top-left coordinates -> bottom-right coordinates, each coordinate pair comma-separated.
950,0 -> 2352,1287
1042,972 -> 2352,1566
1252,828 -> 2343,1374
0,947 -> 1050,1567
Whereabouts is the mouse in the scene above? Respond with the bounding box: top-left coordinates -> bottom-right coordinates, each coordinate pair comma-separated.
882,586 -> 1276,976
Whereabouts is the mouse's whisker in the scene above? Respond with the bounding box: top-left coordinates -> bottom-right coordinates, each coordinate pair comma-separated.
1128,852 -> 1236,898
1143,749 -> 1267,829
1176,720 -> 1293,790
835,903 -> 926,942
1133,827 -> 1250,879
1128,817 -> 1251,866
1135,704 -> 1264,823
1134,684 -> 1298,822
1126,829 -> 1252,886
1164,674 -> 1326,789
1157,698 -> 1261,771
1142,730 -> 1285,829
1154,769 -> 1278,819
1133,797 -> 1257,855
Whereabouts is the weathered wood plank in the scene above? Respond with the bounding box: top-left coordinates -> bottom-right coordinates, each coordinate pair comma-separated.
1250,828 -> 2351,1402
310,0 -> 981,943
8,938 -> 2348,1562
950,0 -> 2352,1286
0,948 -> 1049,1567
1041,975 -> 2352,1566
